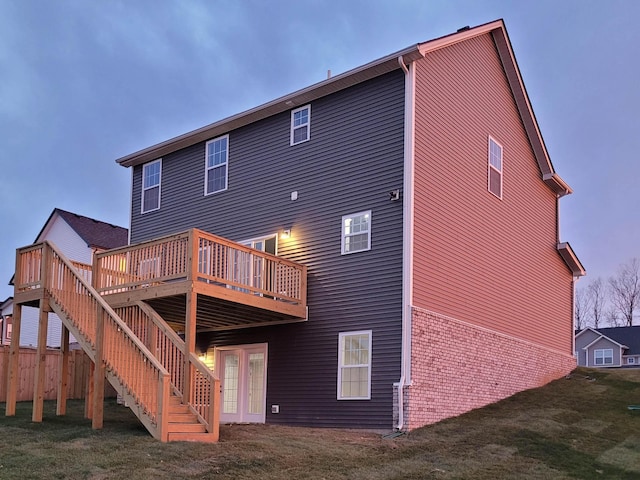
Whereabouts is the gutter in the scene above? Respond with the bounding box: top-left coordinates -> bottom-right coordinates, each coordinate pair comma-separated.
396,54 -> 416,431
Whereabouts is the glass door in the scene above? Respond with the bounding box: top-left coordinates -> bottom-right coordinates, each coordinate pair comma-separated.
217,344 -> 268,423
241,235 -> 277,295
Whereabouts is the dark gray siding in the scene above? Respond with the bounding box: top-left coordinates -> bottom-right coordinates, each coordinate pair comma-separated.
130,71 -> 405,429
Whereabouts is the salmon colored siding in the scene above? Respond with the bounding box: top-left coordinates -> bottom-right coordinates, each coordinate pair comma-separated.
412,32 -> 573,354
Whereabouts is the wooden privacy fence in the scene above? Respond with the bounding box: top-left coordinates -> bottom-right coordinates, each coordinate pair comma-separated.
0,346 -> 92,402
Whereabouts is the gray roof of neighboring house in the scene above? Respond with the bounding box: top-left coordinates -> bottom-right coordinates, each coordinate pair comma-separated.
593,327 -> 640,356
39,208 -> 128,250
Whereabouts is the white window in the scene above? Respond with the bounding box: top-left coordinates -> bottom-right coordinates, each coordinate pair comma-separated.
628,357 -> 635,365
594,348 -> 613,365
488,136 -> 503,199
142,159 -> 161,213
342,211 -> 371,254
338,330 -> 372,400
205,135 -> 229,195
290,105 -> 310,145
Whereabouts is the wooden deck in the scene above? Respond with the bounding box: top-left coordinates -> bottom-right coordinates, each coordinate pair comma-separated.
93,229 -> 308,331
8,228 -> 307,442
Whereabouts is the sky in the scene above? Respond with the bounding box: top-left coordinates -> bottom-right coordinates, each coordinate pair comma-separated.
1,0 -> 639,303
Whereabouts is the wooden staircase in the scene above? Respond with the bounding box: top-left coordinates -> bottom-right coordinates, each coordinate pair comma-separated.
167,395 -> 212,442
8,241 -> 220,442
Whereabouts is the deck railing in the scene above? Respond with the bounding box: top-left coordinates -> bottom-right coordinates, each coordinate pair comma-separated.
116,302 -> 219,437
14,242 -> 172,437
94,228 -> 307,309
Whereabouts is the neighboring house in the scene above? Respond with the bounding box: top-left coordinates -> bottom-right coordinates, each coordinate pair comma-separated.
8,20 -> 585,442
575,327 -> 640,367
8,208 -> 128,347
1,297 -> 12,345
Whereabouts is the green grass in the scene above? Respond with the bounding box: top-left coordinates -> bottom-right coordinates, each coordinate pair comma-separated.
1,367 -> 640,479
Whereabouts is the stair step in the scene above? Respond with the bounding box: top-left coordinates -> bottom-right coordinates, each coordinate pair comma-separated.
169,412 -> 198,423
169,404 -> 191,415
168,422 -> 207,433
167,431 -> 218,443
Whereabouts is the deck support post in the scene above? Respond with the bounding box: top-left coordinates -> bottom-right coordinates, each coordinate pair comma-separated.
92,306 -> 105,429
85,362 -> 94,419
56,325 -> 70,415
5,303 -> 22,416
183,290 -> 197,403
32,297 -> 51,422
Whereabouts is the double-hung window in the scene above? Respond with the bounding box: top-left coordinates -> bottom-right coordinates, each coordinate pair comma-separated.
342,211 -> 371,254
594,348 -> 613,365
488,136 -> 503,199
290,105 -> 310,145
338,330 -> 372,400
141,159 -> 161,213
205,135 -> 229,195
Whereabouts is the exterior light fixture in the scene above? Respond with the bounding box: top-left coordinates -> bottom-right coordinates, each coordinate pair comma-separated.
281,229 -> 291,240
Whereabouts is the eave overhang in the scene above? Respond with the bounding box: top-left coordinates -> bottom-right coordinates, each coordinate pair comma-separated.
557,242 -> 586,277
116,46 -> 424,167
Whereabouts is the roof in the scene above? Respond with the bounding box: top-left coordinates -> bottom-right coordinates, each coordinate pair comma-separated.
114,19 -> 571,197
578,327 -> 640,355
37,208 -> 128,250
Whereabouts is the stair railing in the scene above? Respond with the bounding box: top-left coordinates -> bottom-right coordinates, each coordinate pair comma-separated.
116,302 -> 219,438
17,241 -> 172,437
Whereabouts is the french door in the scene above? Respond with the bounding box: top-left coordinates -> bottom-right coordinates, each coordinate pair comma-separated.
217,344 -> 268,423
232,235 -> 277,294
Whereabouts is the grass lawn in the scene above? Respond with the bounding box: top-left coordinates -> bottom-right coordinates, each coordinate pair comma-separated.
1,367 -> 640,479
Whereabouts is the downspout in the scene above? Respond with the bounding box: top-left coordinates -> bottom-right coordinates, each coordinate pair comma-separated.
396,55 -> 415,431
128,167 -> 134,245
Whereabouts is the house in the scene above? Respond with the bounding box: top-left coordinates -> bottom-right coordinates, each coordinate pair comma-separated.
575,327 -> 640,367
7,208 -> 128,347
7,19 -> 585,442
1,297 -> 12,345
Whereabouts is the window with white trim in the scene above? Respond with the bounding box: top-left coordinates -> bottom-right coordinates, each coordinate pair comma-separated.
338,330 -> 372,400
628,357 -> 635,365
341,211 -> 371,254
141,159 -> 161,213
205,135 -> 229,195
488,136 -> 503,199
594,348 -> 613,365
290,105 -> 310,145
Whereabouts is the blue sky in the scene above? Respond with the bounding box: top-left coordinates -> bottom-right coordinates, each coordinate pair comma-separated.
1,0 -> 638,301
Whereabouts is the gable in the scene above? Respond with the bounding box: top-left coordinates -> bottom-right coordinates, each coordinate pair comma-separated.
585,336 -> 624,351
411,28 -> 573,354
575,328 -> 602,350
37,214 -> 92,263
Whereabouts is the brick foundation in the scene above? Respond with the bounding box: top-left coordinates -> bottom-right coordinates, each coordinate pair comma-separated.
407,307 -> 576,429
